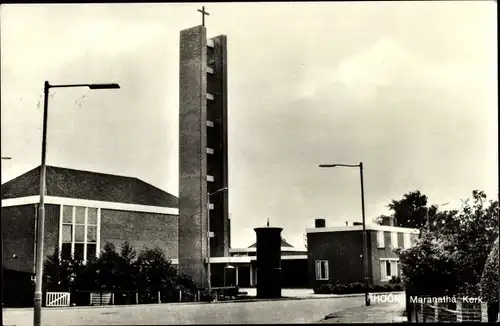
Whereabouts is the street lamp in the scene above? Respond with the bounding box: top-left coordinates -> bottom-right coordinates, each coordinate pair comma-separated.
319,162 -> 370,306
34,81 -> 120,326
207,186 -> 228,298
1,156 -> 12,326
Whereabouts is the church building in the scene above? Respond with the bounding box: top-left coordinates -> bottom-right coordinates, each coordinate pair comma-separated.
1,165 -> 179,305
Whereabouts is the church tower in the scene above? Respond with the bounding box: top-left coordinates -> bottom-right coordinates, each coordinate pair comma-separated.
178,9 -> 230,288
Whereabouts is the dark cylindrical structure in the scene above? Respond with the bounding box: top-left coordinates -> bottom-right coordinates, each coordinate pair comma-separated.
254,227 -> 282,298
314,219 -> 326,228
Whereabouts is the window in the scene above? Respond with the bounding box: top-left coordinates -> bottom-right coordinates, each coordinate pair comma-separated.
207,175 -> 214,182
206,93 -> 215,101
380,259 -> 399,281
377,231 -> 385,248
206,120 -> 214,127
60,205 -> 99,262
208,203 -> 214,210
207,67 -> 214,74
315,260 -> 329,280
403,233 -> 411,249
206,148 -> 214,154
390,232 -> 399,249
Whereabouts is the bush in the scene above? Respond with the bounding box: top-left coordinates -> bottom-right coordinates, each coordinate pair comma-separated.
346,282 -> 365,294
372,284 -> 386,292
331,283 -> 348,294
480,237 -> 499,322
389,276 -> 401,284
314,283 -> 333,294
481,237 -> 499,304
314,280 -> 404,295
43,241 -> 200,305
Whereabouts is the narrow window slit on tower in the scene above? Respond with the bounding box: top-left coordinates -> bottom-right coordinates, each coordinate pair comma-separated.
206,120 -> 214,127
208,203 -> 214,210
207,67 -> 214,74
206,93 -> 215,101
207,175 -> 214,182
206,148 -> 214,154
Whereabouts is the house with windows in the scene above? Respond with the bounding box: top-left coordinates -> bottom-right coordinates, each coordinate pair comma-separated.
306,218 -> 419,289
1,165 -> 179,306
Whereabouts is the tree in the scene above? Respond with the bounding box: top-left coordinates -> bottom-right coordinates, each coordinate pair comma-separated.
388,190 -> 429,229
480,237 -> 499,322
397,234 -> 459,297
397,190 -> 498,298
135,247 -> 178,303
70,242 -> 122,292
43,248 -> 71,291
375,190 -> 431,229
116,241 -> 137,290
450,190 -> 498,296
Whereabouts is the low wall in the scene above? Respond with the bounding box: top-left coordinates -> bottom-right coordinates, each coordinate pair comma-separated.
408,298 -> 488,323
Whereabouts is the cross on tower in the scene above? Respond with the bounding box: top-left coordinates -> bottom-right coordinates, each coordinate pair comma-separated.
197,6 -> 210,27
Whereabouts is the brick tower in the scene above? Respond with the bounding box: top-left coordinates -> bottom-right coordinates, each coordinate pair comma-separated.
178,21 -> 229,288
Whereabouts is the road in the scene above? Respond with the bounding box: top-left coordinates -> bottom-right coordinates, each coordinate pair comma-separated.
3,296 -> 365,325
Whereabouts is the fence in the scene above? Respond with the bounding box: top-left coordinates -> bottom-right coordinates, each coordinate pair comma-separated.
407,296 -> 488,322
44,286 -> 242,307
46,292 -> 71,307
75,290 -> 191,306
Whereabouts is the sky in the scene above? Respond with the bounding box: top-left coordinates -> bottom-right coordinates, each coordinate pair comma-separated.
1,2 -> 498,249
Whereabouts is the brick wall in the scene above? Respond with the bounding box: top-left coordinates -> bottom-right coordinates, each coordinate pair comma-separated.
179,24 -> 209,288
100,209 -> 178,260
2,205 -> 36,272
307,231 -> 365,288
369,230 -> 400,284
1,204 -> 60,273
412,299 -> 488,323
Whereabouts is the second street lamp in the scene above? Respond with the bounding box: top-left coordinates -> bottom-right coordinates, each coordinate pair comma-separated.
319,162 -> 370,306
206,187 -> 228,298
34,81 -> 120,326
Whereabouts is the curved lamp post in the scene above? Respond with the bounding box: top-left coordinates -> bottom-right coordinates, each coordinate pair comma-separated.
319,162 -> 370,306
34,81 -> 120,326
207,186 -> 228,298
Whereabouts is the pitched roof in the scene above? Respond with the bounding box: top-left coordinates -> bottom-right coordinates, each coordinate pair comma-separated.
248,237 -> 294,248
1,165 -> 178,208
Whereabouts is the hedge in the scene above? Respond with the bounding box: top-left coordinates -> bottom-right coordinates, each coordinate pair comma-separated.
313,281 -> 404,295
480,237 -> 499,304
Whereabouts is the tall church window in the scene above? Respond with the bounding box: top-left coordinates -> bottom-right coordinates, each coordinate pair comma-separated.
60,205 -> 99,262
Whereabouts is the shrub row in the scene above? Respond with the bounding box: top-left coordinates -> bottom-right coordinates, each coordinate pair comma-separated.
314,281 -> 404,295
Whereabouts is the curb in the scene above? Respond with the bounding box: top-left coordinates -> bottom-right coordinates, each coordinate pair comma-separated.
4,292 -> 400,312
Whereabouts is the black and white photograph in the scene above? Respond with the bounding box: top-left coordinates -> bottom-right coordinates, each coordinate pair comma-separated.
1,1 -> 498,324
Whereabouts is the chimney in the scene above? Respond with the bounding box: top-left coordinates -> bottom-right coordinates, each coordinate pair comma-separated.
315,219 -> 326,228
382,216 -> 395,226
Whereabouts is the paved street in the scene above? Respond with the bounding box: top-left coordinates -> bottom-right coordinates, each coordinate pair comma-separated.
321,294 -> 406,323
3,296 -> 365,325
